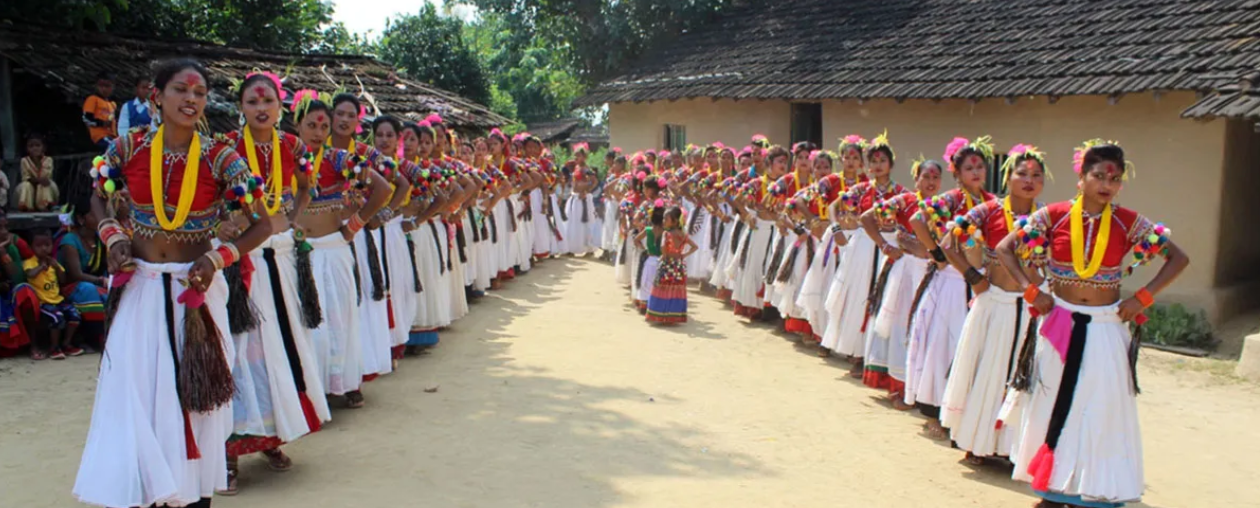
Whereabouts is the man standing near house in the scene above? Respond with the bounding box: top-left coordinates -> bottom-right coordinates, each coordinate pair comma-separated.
115,76 -> 152,135
81,73 -> 116,150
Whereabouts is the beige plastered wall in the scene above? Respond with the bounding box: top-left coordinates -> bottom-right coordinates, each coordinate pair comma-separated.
607,92 -> 1251,322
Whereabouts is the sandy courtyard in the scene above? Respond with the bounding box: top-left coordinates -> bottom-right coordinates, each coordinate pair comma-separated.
1,257 -> 1257,508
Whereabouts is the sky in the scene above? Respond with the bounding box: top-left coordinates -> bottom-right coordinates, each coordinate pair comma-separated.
331,0 -> 478,36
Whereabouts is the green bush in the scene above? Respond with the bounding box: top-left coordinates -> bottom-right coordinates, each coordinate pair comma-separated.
1141,303 -> 1215,351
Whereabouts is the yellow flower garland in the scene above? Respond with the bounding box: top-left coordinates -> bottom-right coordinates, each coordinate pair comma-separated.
149,125 -> 201,230
1070,198 -> 1112,278
243,128 -> 284,216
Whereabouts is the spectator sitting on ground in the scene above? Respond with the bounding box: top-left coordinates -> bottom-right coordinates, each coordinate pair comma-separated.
15,133 -> 59,212
82,72 -> 117,151
56,194 -> 108,349
24,229 -> 80,360
0,209 -> 40,358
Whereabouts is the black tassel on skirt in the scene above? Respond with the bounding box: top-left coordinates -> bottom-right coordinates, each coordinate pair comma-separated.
294,241 -> 324,329
1009,314 -> 1041,392
864,257 -> 896,319
348,241 -> 363,306
263,248 -> 312,393
222,263 -> 261,335
429,221 -> 446,275
406,232 -> 423,292
363,228 -> 385,301
906,262 -> 940,331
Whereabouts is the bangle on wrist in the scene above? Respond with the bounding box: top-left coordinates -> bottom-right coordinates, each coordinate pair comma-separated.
930,247 -> 946,263
1135,287 -> 1155,308
346,213 -> 366,234
1023,284 -> 1041,305
204,250 -> 225,271
964,267 -> 985,286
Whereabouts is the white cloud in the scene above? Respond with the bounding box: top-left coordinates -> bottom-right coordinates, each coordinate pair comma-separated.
331,0 -> 478,36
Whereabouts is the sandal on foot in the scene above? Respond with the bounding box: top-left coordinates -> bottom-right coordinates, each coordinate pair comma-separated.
345,391 -> 365,409
263,448 -> 293,472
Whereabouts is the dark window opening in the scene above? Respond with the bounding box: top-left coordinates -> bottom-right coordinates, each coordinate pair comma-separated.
790,103 -> 822,148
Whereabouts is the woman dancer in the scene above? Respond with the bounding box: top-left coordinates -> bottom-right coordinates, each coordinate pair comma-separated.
219,73 -> 331,494
601,154 -> 628,259
819,133 -> 905,372
1002,140 -> 1187,508
857,157 -> 942,407
295,91 -> 392,409
938,144 -> 1047,464
565,143 -> 601,256
774,149 -> 833,337
796,135 -> 869,347
727,146 -> 789,320
75,59 -> 272,508
369,116 -> 420,364
408,123 -> 457,350
904,136 -> 997,439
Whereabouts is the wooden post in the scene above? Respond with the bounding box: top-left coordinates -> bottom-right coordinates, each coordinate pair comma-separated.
0,58 -> 16,162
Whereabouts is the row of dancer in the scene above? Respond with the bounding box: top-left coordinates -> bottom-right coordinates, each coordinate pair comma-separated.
70,58 -> 605,508
603,134 -> 1188,508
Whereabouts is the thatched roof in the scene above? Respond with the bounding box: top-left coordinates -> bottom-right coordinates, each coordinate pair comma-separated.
0,23 -> 509,129
577,0 -> 1260,106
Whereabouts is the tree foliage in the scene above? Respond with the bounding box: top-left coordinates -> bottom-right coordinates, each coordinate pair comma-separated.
376,4 -> 491,107
2,0 -> 350,53
463,11 -> 583,123
466,0 -> 739,85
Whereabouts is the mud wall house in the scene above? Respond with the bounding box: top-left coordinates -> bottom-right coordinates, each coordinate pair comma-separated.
577,0 -> 1260,325
0,24 -> 508,224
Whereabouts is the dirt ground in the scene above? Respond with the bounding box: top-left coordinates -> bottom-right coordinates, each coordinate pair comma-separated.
2,257 -> 1258,508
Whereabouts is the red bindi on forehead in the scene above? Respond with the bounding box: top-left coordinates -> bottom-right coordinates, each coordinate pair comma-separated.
253,85 -> 269,99
312,113 -> 327,123
182,72 -> 203,86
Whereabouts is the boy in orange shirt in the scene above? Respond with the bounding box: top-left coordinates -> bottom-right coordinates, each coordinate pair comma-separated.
82,73 -> 116,150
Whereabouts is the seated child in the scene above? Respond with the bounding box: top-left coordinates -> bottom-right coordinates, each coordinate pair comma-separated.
24,229 -> 79,359
15,133 -> 59,212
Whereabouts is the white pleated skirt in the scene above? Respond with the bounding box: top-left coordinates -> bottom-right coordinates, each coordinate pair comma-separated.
551,194 -> 570,254
74,261 -> 232,508
460,212 -> 479,287
512,195 -> 534,269
564,194 -> 600,254
231,233 -> 331,445
472,212 -> 496,289
383,218 -> 418,348
615,233 -> 638,287
493,199 -> 515,273
601,203 -> 620,252
684,205 -> 713,280
637,255 -> 660,302
797,227 -> 852,336
354,228 -> 392,377
870,255 -> 929,383
446,221 -> 469,320
728,219 -> 774,309
414,219 -> 451,329
859,232 -> 901,370
1010,299 -> 1144,505
531,188 -> 556,256
773,233 -> 818,319
903,265 -> 968,407
708,219 -> 738,290
305,232 -> 363,395
820,231 -> 882,356
940,286 -> 1033,457
761,228 -> 784,307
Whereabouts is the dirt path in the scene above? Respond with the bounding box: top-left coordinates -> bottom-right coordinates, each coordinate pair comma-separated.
1,257 -> 1257,508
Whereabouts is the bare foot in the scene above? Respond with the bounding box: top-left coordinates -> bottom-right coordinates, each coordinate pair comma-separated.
964,451 -> 985,466
217,458 -> 239,496
890,395 -> 913,411
848,362 -> 864,379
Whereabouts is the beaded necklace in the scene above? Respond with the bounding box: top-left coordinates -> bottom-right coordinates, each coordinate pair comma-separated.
149,126 -> 201,230
244,128 -> 284,216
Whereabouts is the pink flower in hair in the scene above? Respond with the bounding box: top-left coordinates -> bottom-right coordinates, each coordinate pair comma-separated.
355,104 -> 366,134
841,134 -> 864,145
1009,144 -> 1031,157
654,198 -> 665,208
425,113 -> 444,125
808,149 -> 821,162
943,137 -> 970,171
636,171 -> 647,181
1072,148 -> 1087,175
290,89 -> 318,113
612,147 -> 623,154
246,71 -> 287,100
713,141 -> 727,150
418,120 -> 432,128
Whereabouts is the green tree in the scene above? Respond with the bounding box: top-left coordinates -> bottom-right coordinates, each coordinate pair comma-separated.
466,0 -> 741,85
463,11 -> 583,123
376,4 -> 491,106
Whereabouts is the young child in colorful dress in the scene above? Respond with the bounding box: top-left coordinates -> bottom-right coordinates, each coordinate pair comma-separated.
16,133 -> 57,211
647,206 -> 698,324
633,203 -> 665,313
24,229 -> 80,359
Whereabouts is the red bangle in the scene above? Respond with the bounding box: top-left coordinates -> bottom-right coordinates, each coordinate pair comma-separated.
1135,288 -> 1155,309
1023,284 -> 1041,305
215,245 -> 238,267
